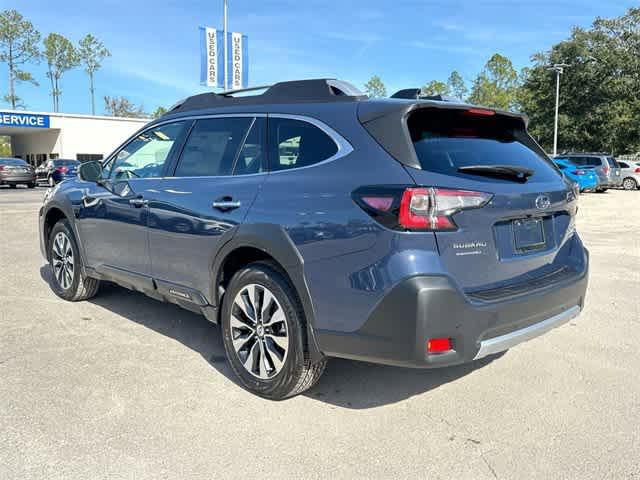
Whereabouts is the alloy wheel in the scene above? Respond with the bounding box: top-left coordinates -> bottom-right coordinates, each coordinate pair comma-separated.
51,232 -> 74,290
229,283 -> 289,379
623,178 -> 637,190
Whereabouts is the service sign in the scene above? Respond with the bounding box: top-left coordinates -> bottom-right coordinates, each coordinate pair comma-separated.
0,112 -> 50,129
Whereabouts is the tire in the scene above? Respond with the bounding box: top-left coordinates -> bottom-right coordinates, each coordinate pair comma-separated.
47,219 -> 100,301
48,176 -> 55,187
9,184 -> 16,189
622,178 -> 638,190
28,182 -> 36,188
596,188 -> 607,193
221,261 -> 326,400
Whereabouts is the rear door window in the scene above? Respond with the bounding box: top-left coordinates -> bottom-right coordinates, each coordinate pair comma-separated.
606,156 -> 619,168
407,109 -> 560,183
619,162 -> 629,169
232,118 -> 266,175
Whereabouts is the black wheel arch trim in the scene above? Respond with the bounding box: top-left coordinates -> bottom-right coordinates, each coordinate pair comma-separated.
41,199 -> 90,276
210,223 -> 323,361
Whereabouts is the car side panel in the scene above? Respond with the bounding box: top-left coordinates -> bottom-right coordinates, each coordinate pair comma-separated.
244,120 -> 423,334
146,175 -> 266,301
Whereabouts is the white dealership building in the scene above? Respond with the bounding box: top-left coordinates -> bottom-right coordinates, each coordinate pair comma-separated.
0,109 -> 149,166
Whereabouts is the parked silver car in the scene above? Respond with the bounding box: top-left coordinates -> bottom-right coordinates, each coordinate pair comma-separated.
617,159 -> 640,190
555,154 -> 623,192
0,157 -> 36,188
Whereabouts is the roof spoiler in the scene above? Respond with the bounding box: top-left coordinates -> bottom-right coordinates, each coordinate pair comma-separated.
390,88 -> 461,103
167,79 -> 367,114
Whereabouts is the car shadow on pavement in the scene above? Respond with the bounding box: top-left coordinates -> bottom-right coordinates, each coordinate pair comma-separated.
40,266 -> 504,409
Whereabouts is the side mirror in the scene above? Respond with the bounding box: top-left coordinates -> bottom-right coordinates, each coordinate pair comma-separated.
78,161 -> 103,183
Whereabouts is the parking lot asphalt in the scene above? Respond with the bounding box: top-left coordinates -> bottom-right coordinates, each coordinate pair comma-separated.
1,186 -> 639,479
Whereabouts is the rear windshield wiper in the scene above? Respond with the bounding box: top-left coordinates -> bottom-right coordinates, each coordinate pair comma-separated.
458,164 -> 534,182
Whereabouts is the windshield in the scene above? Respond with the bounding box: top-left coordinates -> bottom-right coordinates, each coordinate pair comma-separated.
0,158 -> 27,166
407,109 -> 561,183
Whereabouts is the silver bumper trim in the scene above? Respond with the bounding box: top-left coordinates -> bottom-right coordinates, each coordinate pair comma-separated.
473,305 -> 581,360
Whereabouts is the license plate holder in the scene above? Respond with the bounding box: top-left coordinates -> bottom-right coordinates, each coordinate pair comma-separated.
513,217 -> 546,253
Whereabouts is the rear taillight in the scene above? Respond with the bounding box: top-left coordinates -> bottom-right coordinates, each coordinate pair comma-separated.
635,168 -> 640,173
353,186 -> 492,232
56,166 -> 69,173
399,188 -> 492,231
603,166 -> 610,175
0,165 -> 5,171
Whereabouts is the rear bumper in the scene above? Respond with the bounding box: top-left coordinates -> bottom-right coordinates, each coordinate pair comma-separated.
473,305 -> 580,360
0,173 -> 35,184
317,250 -> 588,368
578,178 -> 598,190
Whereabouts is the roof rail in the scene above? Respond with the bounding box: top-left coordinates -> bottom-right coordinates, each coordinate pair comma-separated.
560,152 -> 611,156
168,79 -> 367,114
219,85 -> 272,96
390,88 -> 462,103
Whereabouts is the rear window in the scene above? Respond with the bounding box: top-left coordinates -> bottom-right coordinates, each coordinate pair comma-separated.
407,109 -> 560,183
567,157 -> 602,167
0,158 -> 27,166
606,156 -> 619,168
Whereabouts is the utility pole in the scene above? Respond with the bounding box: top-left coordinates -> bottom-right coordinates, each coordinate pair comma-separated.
223,0 -> 228,91
547,63 -> 570,157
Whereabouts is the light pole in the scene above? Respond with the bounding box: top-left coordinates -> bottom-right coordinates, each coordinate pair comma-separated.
547,63 -> 570,156
223,0 -> 228,91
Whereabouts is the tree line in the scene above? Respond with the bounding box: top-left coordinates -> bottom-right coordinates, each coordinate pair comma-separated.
364,7 -> 640,155
2,7 -> 639,152
0,9 -> 155,117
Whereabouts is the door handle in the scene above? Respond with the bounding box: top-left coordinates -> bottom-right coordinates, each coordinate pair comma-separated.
129,197 -> 149,208
212,197 -> 241,211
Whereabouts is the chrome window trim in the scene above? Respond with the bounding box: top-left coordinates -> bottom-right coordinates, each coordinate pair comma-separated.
101,114 -> 267,176
103,113 -> 353,180
266,113 -> 354,174
157,113 -> 354,180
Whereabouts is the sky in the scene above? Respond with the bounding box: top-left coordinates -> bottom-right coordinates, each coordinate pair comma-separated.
0,0 -> 633,116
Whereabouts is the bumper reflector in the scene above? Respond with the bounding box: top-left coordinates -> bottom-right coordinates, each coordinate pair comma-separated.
427,338 -> 452,353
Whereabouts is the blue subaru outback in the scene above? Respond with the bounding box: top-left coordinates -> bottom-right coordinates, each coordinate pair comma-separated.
39,79 -> 588,399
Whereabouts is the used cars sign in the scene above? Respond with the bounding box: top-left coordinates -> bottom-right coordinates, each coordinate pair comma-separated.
0,112 -> 50,129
